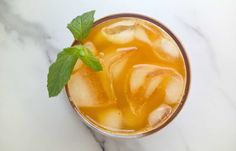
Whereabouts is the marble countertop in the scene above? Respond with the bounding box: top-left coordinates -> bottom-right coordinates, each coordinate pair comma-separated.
0,0 -> 236,150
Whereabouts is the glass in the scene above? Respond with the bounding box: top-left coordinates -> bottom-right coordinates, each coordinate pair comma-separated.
65,13 -> 191,138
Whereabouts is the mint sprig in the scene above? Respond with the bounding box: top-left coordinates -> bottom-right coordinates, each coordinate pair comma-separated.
75,45 -> 102,71
67,10 -> 95,40
47,47 -> 80,97
47,11 -> 102,97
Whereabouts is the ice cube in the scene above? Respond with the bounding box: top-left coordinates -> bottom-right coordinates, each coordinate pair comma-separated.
101,19 -> 153,45
144,76 -> 163,98
108,20 -> 136,28
128,64 -> 163,114
73,60 -> 82,72
110,57 -> 128,79
129,64 -> 183,95
153,38 -> 179,59
68,67 -> 110,107
105,47 -> 136,79
127,64 -> 181,114
98,108 -> 123,129
165,76 -> 184,104
134,26 -> 152,45
96,62 -> 117,102
148,104 -> 172,127
101,20 -> 136,44
129,64 -> 159,93
139,21 -> 156,34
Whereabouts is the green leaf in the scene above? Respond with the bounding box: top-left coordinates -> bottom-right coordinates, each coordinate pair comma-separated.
47,45 -> 102,97
74,45 -> 103,71
67,10 -> 95,40
47,48 -> 79,97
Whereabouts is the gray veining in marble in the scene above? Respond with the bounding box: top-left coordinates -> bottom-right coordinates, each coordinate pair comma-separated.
0,0 -> 57,63
177,17 -> 220,76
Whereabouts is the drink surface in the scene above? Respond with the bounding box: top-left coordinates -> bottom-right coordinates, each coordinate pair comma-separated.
67,17 -> 186,134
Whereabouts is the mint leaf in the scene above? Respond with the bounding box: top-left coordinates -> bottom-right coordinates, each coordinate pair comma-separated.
47,45 -> 102,97
74,45 -> 102,71
67,10 -> 95,40
47,48 -> 79,97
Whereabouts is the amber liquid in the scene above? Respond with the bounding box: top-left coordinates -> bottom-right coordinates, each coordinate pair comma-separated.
68,17 -> 186,134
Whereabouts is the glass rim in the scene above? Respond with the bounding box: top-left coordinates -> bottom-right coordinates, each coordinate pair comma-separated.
65,13 -> 191,139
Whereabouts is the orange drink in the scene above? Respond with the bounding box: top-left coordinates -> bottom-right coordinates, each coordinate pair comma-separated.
66,14 -> 190,137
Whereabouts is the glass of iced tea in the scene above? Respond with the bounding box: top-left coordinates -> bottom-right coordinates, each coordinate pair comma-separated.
66,14 -> 190,138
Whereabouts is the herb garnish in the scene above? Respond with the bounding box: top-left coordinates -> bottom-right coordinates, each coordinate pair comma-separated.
47,10 -> 102,97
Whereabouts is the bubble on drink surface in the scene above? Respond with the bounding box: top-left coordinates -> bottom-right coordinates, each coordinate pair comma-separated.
98,108 -> 123,129
148,104 -> 172,127
153,38 -> 179,60
165,75 -> 184,104
68,67 -> 112,107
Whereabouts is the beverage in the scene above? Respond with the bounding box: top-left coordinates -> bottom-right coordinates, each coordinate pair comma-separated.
66,14 -> 190,137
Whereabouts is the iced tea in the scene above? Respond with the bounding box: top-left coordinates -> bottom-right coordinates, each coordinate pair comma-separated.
67,16 -> 188,136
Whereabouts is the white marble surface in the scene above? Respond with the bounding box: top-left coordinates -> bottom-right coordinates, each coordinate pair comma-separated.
0,0 -> 236,150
